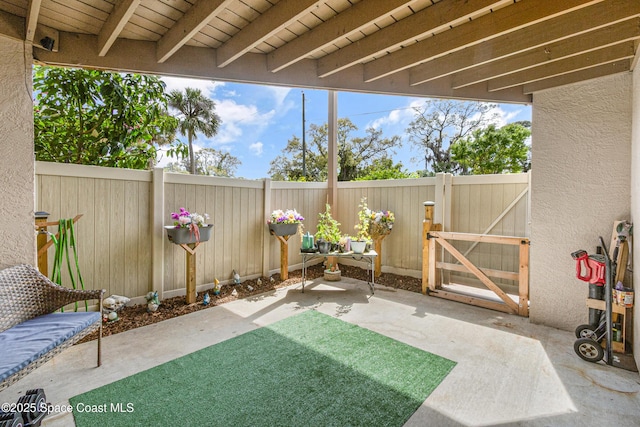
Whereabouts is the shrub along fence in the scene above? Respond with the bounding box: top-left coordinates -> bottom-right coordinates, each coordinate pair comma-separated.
35,161 -> 529,304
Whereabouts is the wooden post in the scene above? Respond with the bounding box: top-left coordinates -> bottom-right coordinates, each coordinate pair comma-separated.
185,243 -> 197,304
35,213 -> 83,276
518,239 -> 530,317
35,211 -> 50,275
422,202 -> 434,294
373,236 -> 386,277
271,233 -> 291,280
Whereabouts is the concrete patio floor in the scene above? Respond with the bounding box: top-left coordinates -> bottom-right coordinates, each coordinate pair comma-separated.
1,277 -> 639,426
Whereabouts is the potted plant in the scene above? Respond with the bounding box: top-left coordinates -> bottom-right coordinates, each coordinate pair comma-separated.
352,197 -> 371,254
267,209 -> 304,236
165,207 -> 212,244
339,234 -> 351,253
315,203 -> 341,253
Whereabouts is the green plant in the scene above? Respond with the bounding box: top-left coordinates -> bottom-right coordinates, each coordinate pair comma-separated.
315,204 -> 342,244
354,197 -> 371,242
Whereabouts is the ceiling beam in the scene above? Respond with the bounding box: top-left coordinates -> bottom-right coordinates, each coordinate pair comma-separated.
32,31 -> 531,103
409,0 -> 640,86
522,60 -> 631,93
316,0 -> 513,78
632,40 -> 640,70
452,19 -> 640,89
98,0 -> 140,57
217,0 -> 322,68
25,0 -> 42,43
363,0 -> 604,82
157,0 -> 233,63
488,41 -> 636,91
267,0 -> 410,73
0,9 -> 26,40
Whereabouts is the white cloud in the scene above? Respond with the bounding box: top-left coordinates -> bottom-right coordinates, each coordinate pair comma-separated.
161,76 -> 223,97
249,142 -> 264,156
267,86 -> 292,106
486,104 -> 523,127
367,98 -> 422,130
212,99 -> 276,144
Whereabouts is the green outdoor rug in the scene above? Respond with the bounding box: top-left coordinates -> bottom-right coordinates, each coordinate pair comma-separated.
70,310 -> 456,426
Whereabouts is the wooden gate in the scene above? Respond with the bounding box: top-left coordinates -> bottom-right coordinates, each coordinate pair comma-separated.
422,202 -> 530,316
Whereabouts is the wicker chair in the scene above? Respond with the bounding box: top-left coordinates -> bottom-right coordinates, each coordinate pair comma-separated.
0,264 -> 104,391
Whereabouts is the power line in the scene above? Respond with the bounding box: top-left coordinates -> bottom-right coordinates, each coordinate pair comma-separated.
342,105 -> 416,117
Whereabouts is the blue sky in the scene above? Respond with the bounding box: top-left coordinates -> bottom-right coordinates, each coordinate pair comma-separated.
160,77 -> 532,179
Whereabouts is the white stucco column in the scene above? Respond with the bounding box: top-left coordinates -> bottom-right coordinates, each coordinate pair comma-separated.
530,73 -> 632,331
631,65 -> 640,368
0,37 -> 35,268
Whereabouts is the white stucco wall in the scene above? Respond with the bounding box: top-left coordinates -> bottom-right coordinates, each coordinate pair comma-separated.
631,65 -> 640,368
0,37 -> 35,268
530,73 -> 632,331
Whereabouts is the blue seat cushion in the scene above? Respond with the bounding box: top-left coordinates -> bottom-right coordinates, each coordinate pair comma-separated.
0,312 -> 100,382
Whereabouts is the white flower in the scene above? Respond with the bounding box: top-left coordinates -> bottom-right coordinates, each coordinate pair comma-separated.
178,216 -> 191,226
191,213 -> 206,226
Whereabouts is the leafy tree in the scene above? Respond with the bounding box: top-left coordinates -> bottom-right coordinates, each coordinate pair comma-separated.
168,147 -> 241,177
356,158 -> 416,180
451,123 -> 531,174
33,66 -> 180,169
406,99 -> 497,174
269,118 -> 400,181
168,88 -> 222,174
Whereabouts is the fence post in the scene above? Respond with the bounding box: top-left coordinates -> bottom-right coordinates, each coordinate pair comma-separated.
152,167 -> 165,300
518,239 -> 530,317
35,211 -> 49,275
263,178 -> 271,278
422,201 -> 434,294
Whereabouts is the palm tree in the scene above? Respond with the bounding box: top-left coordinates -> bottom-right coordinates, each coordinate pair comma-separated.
167,87 -> 221,174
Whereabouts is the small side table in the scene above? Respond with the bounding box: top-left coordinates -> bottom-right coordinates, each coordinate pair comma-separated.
300,250 -> 377,294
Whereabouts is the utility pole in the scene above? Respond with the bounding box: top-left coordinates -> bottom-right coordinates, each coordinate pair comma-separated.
302,91 -> 306,179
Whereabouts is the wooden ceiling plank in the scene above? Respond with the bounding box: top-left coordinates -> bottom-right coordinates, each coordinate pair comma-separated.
157,0 -> 234,63
363,0 -> 604,83
317,0 -> 513,78
488,41 -> 636,91
216,0 -> 322,68
268,0 -> 410,73
410,0 -> 640,86
134,4 -> 175,29
25,0 -> 42,42
522,60 -> 631,93
452,18 -> 640,89
39,1 -> 105,33
98,0 -> 141,56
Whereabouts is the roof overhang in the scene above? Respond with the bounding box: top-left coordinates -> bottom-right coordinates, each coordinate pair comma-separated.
1,0 -> 639,104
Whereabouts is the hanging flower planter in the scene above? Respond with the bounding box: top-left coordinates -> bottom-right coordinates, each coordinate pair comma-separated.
267,209 -> 304,236
268,222 -> 299,236
165,207 -> 212,245
165,225 -> 213,245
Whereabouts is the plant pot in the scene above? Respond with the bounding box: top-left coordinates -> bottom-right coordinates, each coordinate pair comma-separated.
268,222 -> 299,236
324,269 -> 341,281
317,239 -> 331,254
370,223 -> 393,239
351,240 -> 366,254
165,225 -> 212,245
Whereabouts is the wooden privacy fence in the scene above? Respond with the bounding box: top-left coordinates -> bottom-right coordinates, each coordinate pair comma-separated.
422,202 -> 530,316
